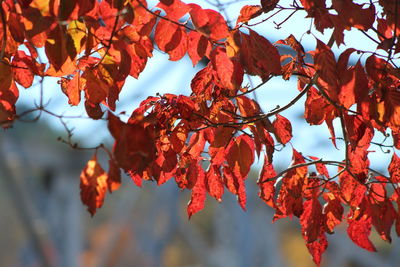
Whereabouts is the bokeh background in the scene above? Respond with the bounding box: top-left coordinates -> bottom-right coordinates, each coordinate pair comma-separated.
1,0 -> 400,266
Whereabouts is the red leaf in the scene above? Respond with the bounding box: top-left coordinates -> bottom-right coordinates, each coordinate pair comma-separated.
80,154 -> 108,216
347,216 -> 377,252
157,0 -> 190,20
188,4 -> 229,41
108,112 -> 157,174
323,193 -> 343,233
339,171 -> 366,207
368,184 -> 396,242
314,39 -> 338,88
241,30 -> 281,79
309,156 -> 330,178
261,0 -> 279,12
226,134 -> 255,178
107,158 -> 121,192
155,19 -> 187,61
187,131 -> 206,157
187,31 -> 212,66
83,69 -> 108,104
58,0 -> 78,21
222,165 -> 247,210
272,114 -> 292,144
45,26 -> 68,71
85,101 -> 104,120
301,198 -> 323,243
237,174 -> 247,210
190,63 -> 215,100
304,87 -> 329,125
61,74 -> 83,106
274,149 -> 307,220
206,165 -> 224,202
332,0 -> 375,30
258,155 -> 277,208
389,153 -> 400,183
210,47 -> 243,92
237,95 -> 261,117
236,5 -> 262,25
187,165 -> 206,218
306,233 -> 328,267
11,51 -> 34,88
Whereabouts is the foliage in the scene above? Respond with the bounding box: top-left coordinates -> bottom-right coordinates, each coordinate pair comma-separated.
1,0 -> 400,265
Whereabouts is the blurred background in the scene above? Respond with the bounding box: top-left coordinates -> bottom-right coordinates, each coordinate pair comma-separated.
1,0 -> 400,266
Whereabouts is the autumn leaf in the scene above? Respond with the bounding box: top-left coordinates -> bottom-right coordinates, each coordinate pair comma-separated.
187,31 -> 212,66
211,47 -> 244,92
155,19 -> 187,61
261,0 -> 278,12
188,4 -> 229,41
60,73 -> 84,106
187,165 -> 206,218
236,5 -> 262,25
107,158 -> 121,193
314,39 -> 338,89
258,155 -> 277,208
157,0 -> 190,20
80,154 -> 108,216
347,215 -> 377,252
108,112 -> 157,174
332,0 -> 375,30
226,134 -> 255,178
273,114 -> 292,144
300,198 -> 323,243
323,193 -> 343,233
240,29 -> 281,79
389,153 -> 400,183
5,0 -> 400,263
206,165 -> 224,202
45,26 -> 69,71
11,51 -> 35,88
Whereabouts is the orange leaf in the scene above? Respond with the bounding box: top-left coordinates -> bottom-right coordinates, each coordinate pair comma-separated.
236,5 -> 262,25
61,73 -> 83,106
80,154 -> 108,216
83,69 -> 109,104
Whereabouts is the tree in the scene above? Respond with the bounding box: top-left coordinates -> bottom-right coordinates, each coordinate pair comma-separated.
1,0 -> 400,265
